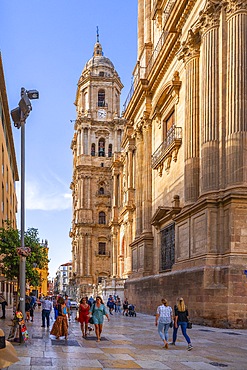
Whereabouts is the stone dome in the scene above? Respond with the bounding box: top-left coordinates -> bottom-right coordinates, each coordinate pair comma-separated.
82,41 -> 115,74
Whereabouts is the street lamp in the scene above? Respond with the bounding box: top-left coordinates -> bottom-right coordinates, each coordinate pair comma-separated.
11,87 -> 39,316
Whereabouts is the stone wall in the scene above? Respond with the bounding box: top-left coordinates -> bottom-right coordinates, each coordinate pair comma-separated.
124,266 -> 247,329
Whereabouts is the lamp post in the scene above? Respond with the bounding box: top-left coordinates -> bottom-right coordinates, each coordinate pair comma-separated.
11,88 -> 39,315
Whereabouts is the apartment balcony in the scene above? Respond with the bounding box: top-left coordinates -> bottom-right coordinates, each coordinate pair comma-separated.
151,126 -> 182,175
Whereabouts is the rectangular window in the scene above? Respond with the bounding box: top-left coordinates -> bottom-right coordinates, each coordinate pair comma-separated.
160,223 -> 175,271
98,242 -> 106,255
164,110 -> 175,144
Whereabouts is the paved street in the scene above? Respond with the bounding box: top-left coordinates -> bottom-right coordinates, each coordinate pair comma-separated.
1,306 -> 247,370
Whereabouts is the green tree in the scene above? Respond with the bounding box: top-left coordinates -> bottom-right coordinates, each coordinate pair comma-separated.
0,221 -> 49,287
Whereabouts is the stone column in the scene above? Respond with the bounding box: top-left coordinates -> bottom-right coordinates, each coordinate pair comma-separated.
142,119 -> 152,233
127,145 -> 134,189
81,127 -> 84,155
113,171 -> 118,207
224,0 -> 247,185
178,29 -> 201,203
199,1 -> 222,193
81,177 -> 84,209
87,128 -> 91,156
144,0 -> 151,44
77,130 -> 81,156
126,218 -> 133,274
112,229 -> 118,277
79,233 -> 84,276
138,0 -> 144,59
86,234 -> 91,276
115,129 -> 119,152
135,128 -> 143,237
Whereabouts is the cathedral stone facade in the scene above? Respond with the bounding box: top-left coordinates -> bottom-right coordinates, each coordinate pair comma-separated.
120,0 -> 247,328
70,38 -> 125,298
71,0 -> 247,328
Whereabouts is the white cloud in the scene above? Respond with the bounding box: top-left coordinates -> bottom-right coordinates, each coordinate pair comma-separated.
16,175 -> 72,211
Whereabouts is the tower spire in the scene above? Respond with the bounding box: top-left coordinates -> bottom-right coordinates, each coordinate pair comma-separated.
94,26 -> 103,56
96,26 -> 99,43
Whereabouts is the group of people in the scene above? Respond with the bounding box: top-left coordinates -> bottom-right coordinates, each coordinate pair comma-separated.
37,295 -> 72,340
77,296 -> 109,342
156,297 -> 193,351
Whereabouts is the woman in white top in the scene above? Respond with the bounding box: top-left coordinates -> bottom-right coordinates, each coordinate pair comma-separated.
155,298 -> 173,349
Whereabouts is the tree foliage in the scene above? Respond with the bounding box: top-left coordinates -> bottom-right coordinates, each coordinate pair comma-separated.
0,221 -> 49,287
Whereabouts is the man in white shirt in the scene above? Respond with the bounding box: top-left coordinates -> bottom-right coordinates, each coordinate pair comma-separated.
39,296 -> 52,328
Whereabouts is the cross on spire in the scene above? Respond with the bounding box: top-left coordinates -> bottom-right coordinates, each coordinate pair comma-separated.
97,26 -> 99,43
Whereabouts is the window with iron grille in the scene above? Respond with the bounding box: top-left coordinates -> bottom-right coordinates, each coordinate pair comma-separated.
98,89 -> 105,107
99,211 -> 106,224
98,242 -> 106,255
160,223 -> 175,271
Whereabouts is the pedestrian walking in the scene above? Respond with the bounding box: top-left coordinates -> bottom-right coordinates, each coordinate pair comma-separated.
155,298 -> 173,349
50,297 -> 68,340
115,297 -> 121,313
78,297 -> 90,338
64,295 -> 71,321
171,297 -> 193,350
25,296 -> 31,322
29,293 -> 37,322
39,296 -> 53,328
123,298 -> 129,316
89,296 -> 110,342
0,292 -> 8,319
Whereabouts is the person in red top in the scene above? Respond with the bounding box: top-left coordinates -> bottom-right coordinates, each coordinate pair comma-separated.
78,297 -> 90,338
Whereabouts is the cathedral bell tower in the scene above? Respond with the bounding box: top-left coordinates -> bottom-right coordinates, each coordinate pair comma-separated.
70,32 -> 125,298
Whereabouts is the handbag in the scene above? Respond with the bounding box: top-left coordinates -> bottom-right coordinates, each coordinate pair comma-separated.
187,321 -> 192,329
169,321 -> 173,328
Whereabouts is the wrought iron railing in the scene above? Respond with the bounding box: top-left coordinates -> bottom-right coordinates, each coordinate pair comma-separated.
151,126 -> 182,168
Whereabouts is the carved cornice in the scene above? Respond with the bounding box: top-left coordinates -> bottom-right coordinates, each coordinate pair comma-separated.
198,0 -> 222,33
177,29 -> 201,63
223,0 -> 247,16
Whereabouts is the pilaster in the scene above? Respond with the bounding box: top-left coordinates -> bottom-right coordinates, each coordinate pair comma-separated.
135,126 -> 143,237
142,118 -> 152,234
224,0 -> 247,185
178,29 -> 201,203
199,0 -> 222,193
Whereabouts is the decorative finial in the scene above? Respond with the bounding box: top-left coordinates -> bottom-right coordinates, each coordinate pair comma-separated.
97,26 -> 99,43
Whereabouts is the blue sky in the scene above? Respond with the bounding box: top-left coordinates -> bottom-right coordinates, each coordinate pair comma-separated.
1,1 -> 137,278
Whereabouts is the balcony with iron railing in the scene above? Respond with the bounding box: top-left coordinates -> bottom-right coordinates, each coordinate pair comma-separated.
152,125 -> 182,174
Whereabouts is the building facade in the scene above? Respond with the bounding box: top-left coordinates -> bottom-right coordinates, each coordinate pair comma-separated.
54,262 -> 72,296
0,54 -> 19,305
117,0 -> 247,328
70,35 -> 126,297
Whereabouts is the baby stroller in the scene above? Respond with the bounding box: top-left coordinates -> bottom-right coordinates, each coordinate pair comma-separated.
128,304 -> 136,317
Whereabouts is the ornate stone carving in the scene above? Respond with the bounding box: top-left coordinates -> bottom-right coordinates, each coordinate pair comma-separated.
223,0 -> 247,15
177,29 -> 201,63
198,0 -> 222,33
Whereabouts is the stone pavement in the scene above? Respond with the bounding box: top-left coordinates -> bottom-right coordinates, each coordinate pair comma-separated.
0,306 -> 247,370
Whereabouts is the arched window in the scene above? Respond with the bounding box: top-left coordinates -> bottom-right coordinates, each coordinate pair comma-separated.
99,187 -> 104,195
91,143 -> 95,156
98,138 -> 105,157
98,89 -> 105,107
108,144 -> 112,157
99,211 -> 106,224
